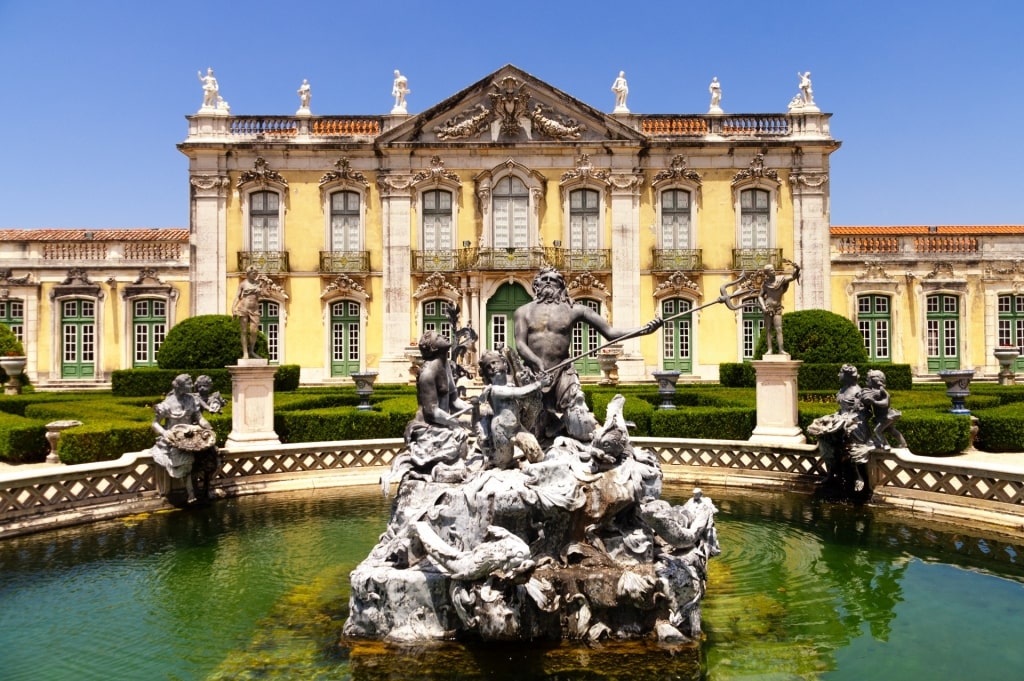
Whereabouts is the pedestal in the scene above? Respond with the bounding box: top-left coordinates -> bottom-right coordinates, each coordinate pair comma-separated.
749,355 -> 806,445
45,420 -> 82,464
225,359 -> 281,449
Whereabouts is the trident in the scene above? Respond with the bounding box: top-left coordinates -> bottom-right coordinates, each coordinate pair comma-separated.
542,272 -> 757,375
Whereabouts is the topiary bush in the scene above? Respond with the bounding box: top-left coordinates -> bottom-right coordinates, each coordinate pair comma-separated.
157,315 -> 268,369
755,309 -> 868,364
0,323 -> 27,385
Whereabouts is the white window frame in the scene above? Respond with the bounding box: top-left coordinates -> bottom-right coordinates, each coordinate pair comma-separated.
732,180 -> 778,250
240,187 -> 286,252
475,161 -> 545,249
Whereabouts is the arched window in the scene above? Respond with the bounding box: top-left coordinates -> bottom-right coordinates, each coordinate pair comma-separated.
260,300 -> 280,364
739,188 -> 770,249
132,299 -> 166,368
249,190 -> 281,252
330,190 -> 361,251
569,189 -> 600,251
61,299 -> 96,378
857,294 -> 891,362
661,298 -> 693,373
660,189 -> 692,249
572,298 -> 602,377
926,294 -> 959,371
422,189 -> 453,251
422,299 -> 454,340
330,300 -> 361,377
492,176 -> 529,248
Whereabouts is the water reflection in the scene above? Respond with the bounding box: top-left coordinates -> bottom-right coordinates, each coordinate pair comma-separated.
1,485 -> 1022,680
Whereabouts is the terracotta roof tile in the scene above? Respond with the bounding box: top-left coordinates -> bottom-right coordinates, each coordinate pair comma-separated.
832,225 -> 1024,235
0,228 -> 189,242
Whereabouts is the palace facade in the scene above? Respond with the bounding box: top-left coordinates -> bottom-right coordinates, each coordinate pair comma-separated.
177,64 -> 838,384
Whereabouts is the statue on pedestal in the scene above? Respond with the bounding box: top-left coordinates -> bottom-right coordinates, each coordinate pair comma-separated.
757,259 -> 801,355
232,267 -> 265,360
391,70 -> 410,113
611,71 -> 629,112
198,67 -> 219,109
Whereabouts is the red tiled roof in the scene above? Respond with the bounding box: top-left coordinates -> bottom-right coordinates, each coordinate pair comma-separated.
0,228 -> 189,242
832,225 -> 1024,235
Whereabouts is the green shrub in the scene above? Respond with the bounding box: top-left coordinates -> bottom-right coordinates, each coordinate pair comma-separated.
0,323 -> 28,386
651,407 -> 756,440
0,412 -> 48,463
157,315 -> 268,369
975,404 -> 1024,452
754,309 -> 868,364
891,410 -> 972,456
56,422 -> 155,465
721,362 -> 912,390
718,363 -> 756,388
274,364 -> 301,391
112,366 -> 298,397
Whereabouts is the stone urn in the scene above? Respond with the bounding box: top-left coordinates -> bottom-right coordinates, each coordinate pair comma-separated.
352,371 -> 379,411
651,370 -> 682,410
1,355 -> 27,395
994,346 -> 1020,386
597,344 -> 623,386
45,420 -> 83,464
403,344 -> 424,382
937,368 -> 975,414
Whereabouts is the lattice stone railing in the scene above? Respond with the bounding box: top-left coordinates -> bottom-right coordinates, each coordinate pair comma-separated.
3,437 -> 1022,537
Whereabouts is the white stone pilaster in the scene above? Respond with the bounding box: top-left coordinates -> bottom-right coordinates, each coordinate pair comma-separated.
791,171 -> 830,311
189,174 -> 229,315
377,174 -> 414,383
608,172 -> 646,380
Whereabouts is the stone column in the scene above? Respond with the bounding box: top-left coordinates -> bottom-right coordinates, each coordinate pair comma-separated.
189,173 -> 230,315
749,356 -> 806,444
225,360 -> 281,449
790,170 -> 830,312
376,174 -> 415,383
608,171 -> 646,381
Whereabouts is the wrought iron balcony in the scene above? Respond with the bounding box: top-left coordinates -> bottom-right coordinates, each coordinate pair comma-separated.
473,247 -> 553,271
732,248 -> 783,270
412,249 -> 463,273
549,248 -> 612,272
237,251 -> 290,273
652,249 -> 703,271
319,250 -> 370,273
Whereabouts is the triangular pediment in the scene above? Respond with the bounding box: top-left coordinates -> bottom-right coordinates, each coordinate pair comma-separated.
377,64 -> 644,145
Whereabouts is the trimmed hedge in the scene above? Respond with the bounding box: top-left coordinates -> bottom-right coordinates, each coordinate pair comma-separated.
651,407 -> 756,440
754,309 -> 868,363
0,412 -> 49,463
111,366 -> 301,397
975,404 -> 1024,452
157,315 -> 268,369
720,362 -> 913,391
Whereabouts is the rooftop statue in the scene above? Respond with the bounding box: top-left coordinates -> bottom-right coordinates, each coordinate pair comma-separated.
391,69 -> 410,114
708,76 -> 722,113
348,269 -> 717,644
296,78 -> 311,113
611,70 -> 629,113
198,67 -> 218,109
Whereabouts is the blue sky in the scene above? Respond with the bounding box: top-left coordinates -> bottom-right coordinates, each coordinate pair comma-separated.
1,0 -> 1022,229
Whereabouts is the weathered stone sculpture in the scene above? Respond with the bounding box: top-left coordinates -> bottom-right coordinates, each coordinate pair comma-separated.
147,374 -> 218,504
807,365 -> 905,495
346,269 -> 717,645
757,259 -> 801,355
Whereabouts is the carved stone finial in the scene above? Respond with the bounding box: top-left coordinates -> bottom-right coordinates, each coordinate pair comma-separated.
238,157 -> 288,189
488,76 -> 531,137
653,155 -> 702,186
412,156 -> 461,185
320,158 -> 369,187
732,153 -> 780,185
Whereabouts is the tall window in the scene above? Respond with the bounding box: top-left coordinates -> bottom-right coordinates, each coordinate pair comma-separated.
422,300 -> 454,340
997,294 -> 1024,370
926,294 -> 959,371
492,176 -> 529,248
422,190 -> 453,251
260,300 -> 280,364
0,299 -> 24,343
857,294 -> 891,362
569,189 -> 600,250
249,190 -> 280,251
661,189 -> 692,249
662,298 -> 692,373
572,299 -> 601,376
330,301 -> 361,377
62,299 -> 95,378
330,190 -> 360,251
739,188 -> 770,249
132,299 -> 166,367
741,298 -> 764,361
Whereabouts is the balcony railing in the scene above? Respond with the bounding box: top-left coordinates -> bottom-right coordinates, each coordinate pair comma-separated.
319,251 -> 370,273
237,251 -> 290,273
652,249 -> 703,271
833,235 -> 981,258
732,248 -> 783,270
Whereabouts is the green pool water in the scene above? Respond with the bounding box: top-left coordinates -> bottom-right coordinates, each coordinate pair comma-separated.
1,484 -> 1022,680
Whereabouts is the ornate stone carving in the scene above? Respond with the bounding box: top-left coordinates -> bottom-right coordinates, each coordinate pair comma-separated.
566,271 -> 608,296
237,157 -> 287,189
434,104 -> 492,141
528,104 -> 583,140
375,173 -> 413,198
924,262 -> 957,280
132,267 -> 163,285
0,269 -> 31,285
855,261 -> 895,281
412,156 -> 461,185
320,158 -> 369,187
414,272 -> 462,298
190,174 -> 230,198
60,268 -> 93,286
655,271 -> 702,298
488,76 -> 531,137
732,153 -> 780,185
789,171 -> 829,189
561,154 -> 608,184
608,172 -> 644,192
652,155 -> 702,186
986,260 -> 1023,277
322,274 -> 369,300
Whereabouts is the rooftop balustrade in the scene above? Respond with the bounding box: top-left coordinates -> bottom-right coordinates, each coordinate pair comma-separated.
833,235 -> 984,259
